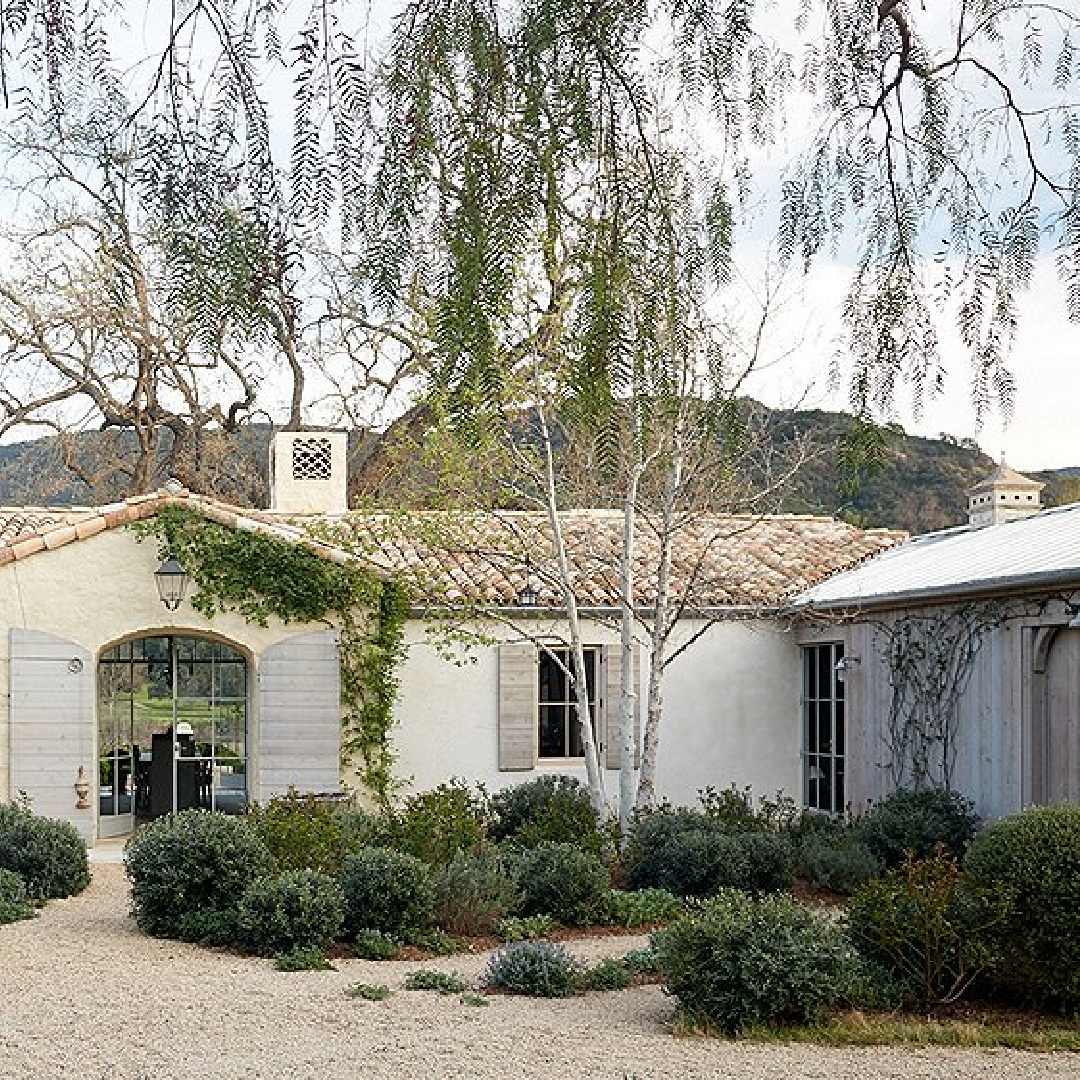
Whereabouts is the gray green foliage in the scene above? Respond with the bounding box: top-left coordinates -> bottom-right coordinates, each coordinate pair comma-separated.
624,809 -> 794,897
346,983 -> 393,1000
581,958 -> 633,992
124,810 -> 272,944
504,841 -> 610,925
430,845 -> 520,937
402,969 -> 469,994
496,914 -> 559,942
237,869 -> 345,957
351,929 -> 401,961
490,776 -> 602,853
798,832 -> 882,896
340,846 -> 434,940
0,802 -> 89,900
599,888 -> 684,928
652,889 -> 873,1033
485,940 -> 583,998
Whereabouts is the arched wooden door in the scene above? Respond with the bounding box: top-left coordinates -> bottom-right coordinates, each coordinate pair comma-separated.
1040,626 -> 1080,804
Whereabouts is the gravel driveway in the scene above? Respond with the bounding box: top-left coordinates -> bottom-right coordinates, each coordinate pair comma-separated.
0,863 -> 1076,1080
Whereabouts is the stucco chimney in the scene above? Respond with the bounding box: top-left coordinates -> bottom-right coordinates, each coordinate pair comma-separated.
966,460 -> 1044,528
269,431 -> 349,515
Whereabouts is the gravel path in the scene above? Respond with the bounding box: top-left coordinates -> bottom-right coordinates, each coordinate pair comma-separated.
0,864 -> 1076,1080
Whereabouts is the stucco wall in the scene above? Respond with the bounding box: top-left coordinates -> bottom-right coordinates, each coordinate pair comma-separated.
0,527 -> 321,826
391,615 -> 802,808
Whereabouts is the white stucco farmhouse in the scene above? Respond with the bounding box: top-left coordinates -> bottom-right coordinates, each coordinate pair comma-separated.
0,431 -> 905,843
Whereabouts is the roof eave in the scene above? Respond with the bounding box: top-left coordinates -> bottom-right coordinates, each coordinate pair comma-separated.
789,565 -> 1080,616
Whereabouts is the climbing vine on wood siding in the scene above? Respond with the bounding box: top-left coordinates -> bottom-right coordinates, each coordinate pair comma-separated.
133,506 -> 408,804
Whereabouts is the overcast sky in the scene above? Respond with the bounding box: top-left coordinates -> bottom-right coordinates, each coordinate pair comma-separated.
5,0 -> 1076,471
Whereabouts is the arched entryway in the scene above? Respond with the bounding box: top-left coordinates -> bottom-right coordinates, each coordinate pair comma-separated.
97,635 -> 249,837
1031,624 -> 1080,806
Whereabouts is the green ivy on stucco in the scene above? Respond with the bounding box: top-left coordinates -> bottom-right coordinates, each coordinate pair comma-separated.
133,506 -> 408,804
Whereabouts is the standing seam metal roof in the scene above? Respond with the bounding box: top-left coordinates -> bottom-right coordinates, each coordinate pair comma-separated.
793,501 -> 1080,610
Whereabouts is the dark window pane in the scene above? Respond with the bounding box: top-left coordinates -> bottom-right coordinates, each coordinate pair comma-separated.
806,701 -> 819,752
538,704 -> 565,757
817,647 -> 832,700
818,758 -> 832,812
836,704 -> 845,754
835,761 -> 845,811
818,701 -> 833,754
806,648 -> 817,699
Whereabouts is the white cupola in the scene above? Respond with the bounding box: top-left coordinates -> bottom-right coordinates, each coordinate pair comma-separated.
966,460 -> 1044,528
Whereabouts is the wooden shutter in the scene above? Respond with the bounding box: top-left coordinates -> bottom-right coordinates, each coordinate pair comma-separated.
257,630 -> 341,802
604,643 -> 641,770
10,629 -> 94,842
499,642 -> 537,771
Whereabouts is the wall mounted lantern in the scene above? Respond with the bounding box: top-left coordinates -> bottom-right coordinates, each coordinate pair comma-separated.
154,557 -> 189,611
516,555 -> 538,607
834,655 -> 861,682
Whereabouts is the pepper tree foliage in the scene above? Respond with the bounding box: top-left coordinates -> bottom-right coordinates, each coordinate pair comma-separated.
134,506 -> 409,804
0,1 -> 1075,429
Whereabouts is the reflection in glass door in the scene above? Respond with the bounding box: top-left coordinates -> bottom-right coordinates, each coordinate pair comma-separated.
98,636 -> 248,834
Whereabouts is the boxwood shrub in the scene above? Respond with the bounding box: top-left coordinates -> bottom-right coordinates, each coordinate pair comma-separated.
856,788 -> 980,868
505,840 -> 610,925
340,846 -> 433,939
0,802 -> 90,900
624,810 -> 793,897
652,888 -> 867,1033
124,810 -> 272,944
490,775 -> 602,852
237,869 -> 345,956
963,804 -> 1080,1006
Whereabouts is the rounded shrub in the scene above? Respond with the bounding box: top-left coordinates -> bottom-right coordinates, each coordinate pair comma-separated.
490,775 -> 602,852
799,832 -> 882,895
237,869 -> 345,956
430,844 -> 519,936
124,810 -> 272,944
0,867 -> 34,924
963,804 -> 1080,1006
248,791 -> 351,876
340,846 -> 433,939
652,888 -> 865,1033
856,788 -> 980,868
486,940 -> 583,997
393,780 -> 491,864
0,802 -> 90,900
505,840 -> 610,925
624,810 -> 793,897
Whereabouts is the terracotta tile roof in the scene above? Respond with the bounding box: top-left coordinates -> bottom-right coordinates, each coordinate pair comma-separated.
0,488 -> 904,611
305,509 -> 904,610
